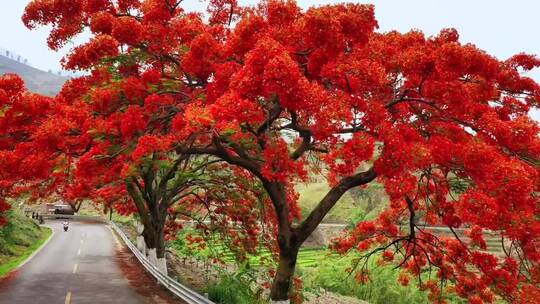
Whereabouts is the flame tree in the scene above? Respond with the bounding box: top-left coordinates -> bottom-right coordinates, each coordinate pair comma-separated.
13,0 -> 251,272
20,0 -> 540,303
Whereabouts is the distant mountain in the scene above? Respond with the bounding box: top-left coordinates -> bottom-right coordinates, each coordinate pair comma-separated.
0,55 -> 67,96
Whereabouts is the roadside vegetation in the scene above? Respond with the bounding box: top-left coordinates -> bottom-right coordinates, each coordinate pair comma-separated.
169,226 -> 473,304
109,183 -> 416,304
84,181 -> 480,304
0,206 -> 51,278
167,218 -> 436,304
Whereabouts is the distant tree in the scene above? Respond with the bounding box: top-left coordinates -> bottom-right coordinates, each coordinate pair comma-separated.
0,74 -> 55,225
18,0 -> 261,274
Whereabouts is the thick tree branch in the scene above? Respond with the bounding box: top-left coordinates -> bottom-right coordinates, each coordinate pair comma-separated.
178,143 -> 263,179
257,96 -> 282,136
295,167 -> 377,243
126,179 -> 152,229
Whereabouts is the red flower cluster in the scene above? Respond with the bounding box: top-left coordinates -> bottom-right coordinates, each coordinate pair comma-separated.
10,0 -> 540,302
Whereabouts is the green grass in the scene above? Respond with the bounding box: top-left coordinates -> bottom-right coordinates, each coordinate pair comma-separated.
110,212 -> 137,225
207,272 -> 265,304
300,252 -> 474,304
170,229 -> 335,269
297,182 -> 359,223
301,254 -> 430,304
0,208 -> 52,278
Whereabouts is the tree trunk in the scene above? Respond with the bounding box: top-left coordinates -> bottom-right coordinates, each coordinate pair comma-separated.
126,180 -> 169,274
268,169 -> 377,302
67,200 -> 83,213
270,246 -> 299,302
261,180 -> 300,302
142,217 -> 168,275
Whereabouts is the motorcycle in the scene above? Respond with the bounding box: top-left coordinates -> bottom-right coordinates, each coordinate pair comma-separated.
63,222 -> 69,232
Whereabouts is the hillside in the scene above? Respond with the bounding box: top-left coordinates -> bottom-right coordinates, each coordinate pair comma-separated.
0,207 -> 51,278
297,180 -> 388,224
0,55 -> 66,96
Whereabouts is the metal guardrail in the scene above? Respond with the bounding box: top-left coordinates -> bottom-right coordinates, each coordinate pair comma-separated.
42,214 -> 215,304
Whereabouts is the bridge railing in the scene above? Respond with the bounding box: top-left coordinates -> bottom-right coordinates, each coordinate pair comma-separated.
42,214 -> 215,304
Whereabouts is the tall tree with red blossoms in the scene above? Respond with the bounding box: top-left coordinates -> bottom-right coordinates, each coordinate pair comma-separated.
174,2 -> 540,303
0,75 -> 38,226
21,0 -> 540,303
21,0 -> 253,273
0,74 -> 72,225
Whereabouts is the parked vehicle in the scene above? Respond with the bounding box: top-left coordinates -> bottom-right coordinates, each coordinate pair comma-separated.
49,204 -> 75,215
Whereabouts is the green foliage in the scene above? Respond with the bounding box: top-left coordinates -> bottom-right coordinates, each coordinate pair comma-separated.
170,229 -> 332,268
206,268 -> 265,304
0,208 -> 52,278
347,208 -> 367,228
300,253 -> 470,304
448,175 -> 474,194
301,254 -> 430,304
111,212 -> 136,224
169,230 -> 203,259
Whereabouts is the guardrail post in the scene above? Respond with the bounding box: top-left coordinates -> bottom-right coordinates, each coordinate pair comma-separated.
135,221 -> 147,255
158,256 -> 168,276
137,236 -> 146,255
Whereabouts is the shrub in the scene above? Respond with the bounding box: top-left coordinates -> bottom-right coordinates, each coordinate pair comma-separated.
301,254 -> 429,304
206,270 -> 265,304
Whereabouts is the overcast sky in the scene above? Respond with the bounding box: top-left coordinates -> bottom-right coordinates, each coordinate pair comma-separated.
0,0 -> 539,82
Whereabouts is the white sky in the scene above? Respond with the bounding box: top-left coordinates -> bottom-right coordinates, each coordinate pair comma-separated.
0,0 -> 539,83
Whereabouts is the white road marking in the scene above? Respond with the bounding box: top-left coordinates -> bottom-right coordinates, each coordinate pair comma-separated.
65,291 -> 72,304
77,248 -> 81,256
72,263 -> 78,274
80,239 -> 84,244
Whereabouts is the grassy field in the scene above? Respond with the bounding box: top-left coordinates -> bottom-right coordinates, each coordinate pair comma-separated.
172,237 -> 332,268
301,254 -> 428,304
297,182 -> 359,223
0,207 -> 52,278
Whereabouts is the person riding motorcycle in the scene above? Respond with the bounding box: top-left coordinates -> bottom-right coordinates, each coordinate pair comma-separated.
63,221 -> 69,232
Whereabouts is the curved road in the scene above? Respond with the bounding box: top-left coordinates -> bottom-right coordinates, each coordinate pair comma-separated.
0,220 -> 178,304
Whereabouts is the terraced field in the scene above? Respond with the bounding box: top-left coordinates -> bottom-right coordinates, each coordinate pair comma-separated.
184,243 -> 333,268
423,226 -> 504,256
172,225 -> 505,272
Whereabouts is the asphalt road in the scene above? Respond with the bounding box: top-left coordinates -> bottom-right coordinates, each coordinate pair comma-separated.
0,220 -> 166,304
